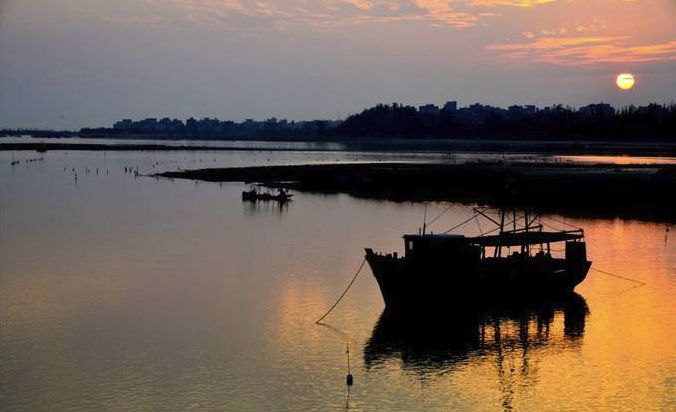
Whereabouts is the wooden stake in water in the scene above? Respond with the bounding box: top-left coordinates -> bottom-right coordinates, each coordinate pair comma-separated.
346,342 -> 353,386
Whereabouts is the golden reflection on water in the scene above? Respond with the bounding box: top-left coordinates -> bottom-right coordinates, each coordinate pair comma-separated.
270,214 -> 675,410
1,151 -> 675,411
556,155 -> 676,165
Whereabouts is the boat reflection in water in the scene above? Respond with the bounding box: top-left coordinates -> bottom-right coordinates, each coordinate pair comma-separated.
364,293 -> 588,376
243,196 -> 291,216
364,294 -> 588,409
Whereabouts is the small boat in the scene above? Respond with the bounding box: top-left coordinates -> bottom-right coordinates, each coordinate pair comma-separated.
242,188 -> 258,201
242,187 -> 293,202
365,208 -> 591,310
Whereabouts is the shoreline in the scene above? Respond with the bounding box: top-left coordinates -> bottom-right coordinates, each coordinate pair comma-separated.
158,162 -> 676,222
1,139 -> 675,156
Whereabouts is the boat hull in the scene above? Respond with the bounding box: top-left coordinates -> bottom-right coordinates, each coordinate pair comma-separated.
365,249 -> 590,310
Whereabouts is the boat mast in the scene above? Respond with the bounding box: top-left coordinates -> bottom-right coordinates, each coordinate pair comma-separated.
422,204 -> 427,235
496,209 -> 506,258
523,210 -> 529,255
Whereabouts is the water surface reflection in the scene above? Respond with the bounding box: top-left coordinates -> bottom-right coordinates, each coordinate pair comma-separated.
365,294 -> 588,372
1,150 -> 674,411
364,295 -> 588,410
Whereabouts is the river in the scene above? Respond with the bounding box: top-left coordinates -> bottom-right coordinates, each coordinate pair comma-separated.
1,147 -> 674,411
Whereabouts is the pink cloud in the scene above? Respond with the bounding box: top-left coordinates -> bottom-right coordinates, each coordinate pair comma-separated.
466,0 -> 556,7
136,0 -> 481,29
486,36 -> 676,66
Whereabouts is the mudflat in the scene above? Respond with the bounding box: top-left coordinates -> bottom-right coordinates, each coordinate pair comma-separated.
158,162 -> 676,221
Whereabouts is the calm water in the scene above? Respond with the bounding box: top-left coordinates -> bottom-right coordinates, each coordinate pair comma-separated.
1,150 -> 675,411
4,136 -> 676,165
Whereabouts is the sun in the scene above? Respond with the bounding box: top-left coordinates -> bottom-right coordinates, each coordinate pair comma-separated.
616,73 -> 635,90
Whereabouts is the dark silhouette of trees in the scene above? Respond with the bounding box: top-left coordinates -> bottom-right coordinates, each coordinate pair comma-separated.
333,102 -> 675,141
3,102 -> 673,141
337,103 -> 425,137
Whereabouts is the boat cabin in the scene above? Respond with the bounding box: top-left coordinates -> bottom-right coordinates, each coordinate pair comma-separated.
403,230 -> 586,262
403,234 -> 481,262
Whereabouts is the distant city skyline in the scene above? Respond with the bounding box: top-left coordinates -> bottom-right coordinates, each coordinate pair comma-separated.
105,100 -> 638,126
34,101 -> 669,141
1,0 -> 675,129
10,100 -> 659,131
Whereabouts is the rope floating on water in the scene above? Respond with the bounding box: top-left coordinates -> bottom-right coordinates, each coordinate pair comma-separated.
315,258 -> 367,324
591,267 -> 647,286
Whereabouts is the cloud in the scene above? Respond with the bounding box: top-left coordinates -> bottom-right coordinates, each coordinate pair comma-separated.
132,0 -> 482,29
466,0 -> 556,7
341,0 -> 376,10
485,36 -> 676,66
94,0 -> 676,50
527,20 -> 607,37
411,0 -> 478,26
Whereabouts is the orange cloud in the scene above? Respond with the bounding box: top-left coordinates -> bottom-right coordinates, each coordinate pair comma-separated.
110,0 -> 676,39
342,0 -> 376,10
467,0 -> 556,7
486,36 -> 676,66
414,0 -> 453,14
147,0 -> 482,29
412,0 -> 478,26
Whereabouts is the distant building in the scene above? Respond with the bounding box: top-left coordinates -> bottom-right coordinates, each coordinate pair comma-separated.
579,103 -> 615,118
418,104 -> 440,117
113,119 -> 133,130
443,101 -> 458,112
186,117 -> 197,134
507,105 -> 537,118
458,103 -> 499,124
138,118 -> 158,131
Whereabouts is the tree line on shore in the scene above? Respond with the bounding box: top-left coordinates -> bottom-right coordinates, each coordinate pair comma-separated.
2,102 -> 674,141
335,102 -> 675,140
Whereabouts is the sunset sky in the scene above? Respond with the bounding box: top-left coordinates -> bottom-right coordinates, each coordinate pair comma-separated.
1,0 -> 675,129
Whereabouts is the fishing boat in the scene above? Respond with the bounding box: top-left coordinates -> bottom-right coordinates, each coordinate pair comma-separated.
365,208 -> 591,309
242,186 -> 293,202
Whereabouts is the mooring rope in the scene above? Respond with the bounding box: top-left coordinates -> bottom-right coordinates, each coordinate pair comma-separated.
591,267 -> 647,286
474,215 -> 484,235
427,204 -> 453,227
542,221 -> 566,232
315,258 -> 367,324
546,215 -> 583,231
313,258 -> 646,326
443,213 -> 480,234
